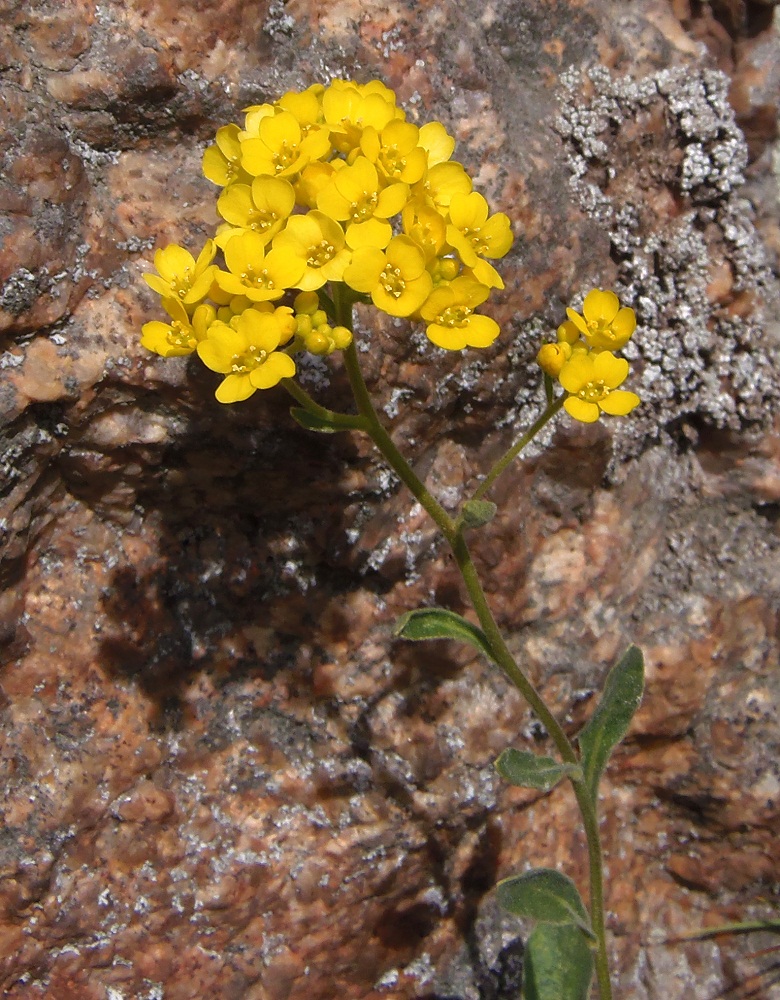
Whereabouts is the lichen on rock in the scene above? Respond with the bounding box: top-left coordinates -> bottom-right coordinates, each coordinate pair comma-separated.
556,64 -> 779,457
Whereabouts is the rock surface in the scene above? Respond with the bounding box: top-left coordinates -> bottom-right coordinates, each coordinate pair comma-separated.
1,1 -> 780,998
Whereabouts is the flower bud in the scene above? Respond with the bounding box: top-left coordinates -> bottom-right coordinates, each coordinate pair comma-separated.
537,342 -> 572,377
294,290 -> 320,315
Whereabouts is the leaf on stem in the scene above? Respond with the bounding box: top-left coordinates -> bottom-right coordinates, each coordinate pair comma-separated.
523,923 -> 595,1000
394,607 -> 492,660
289,407 -> 353,433
496,868 -> 593,937
577,645 -> 644,800
495,748 -> 582,792
460,499 -> 497,529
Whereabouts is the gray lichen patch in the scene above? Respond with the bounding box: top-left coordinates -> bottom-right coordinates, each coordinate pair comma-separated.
556,65 -> 779,462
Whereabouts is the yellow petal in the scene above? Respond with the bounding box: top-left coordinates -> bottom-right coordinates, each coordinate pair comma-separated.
592,350 -> 629,388
426,322 -> 466,350
598,390 -> 640,416
559,353 -> 595,393
610,307 -> 636,341
582,289 -> 619,324
565,308 -> 589,339
250,352 -> 296,389
564,397 -> 600,423
463,314 -> 500,348
215,373 -> 256,403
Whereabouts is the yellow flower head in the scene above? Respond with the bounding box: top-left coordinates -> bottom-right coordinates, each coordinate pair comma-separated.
197,308 -> 296,403
241,110 -> 331,178
322,81 -> 401,154
420,277 -> 499,351
143,79 -> 513,403
215,230 -> 306,301
446,191 -> 514,267
216,177 -> 296,247
273,211 -> 352,290
144,241 -> 217,306
202,125 -> 249,188
316,155 -> 408,250
559,350 -> 640,423
359,120 -> 427,185
566,289 -> 636,351
141,299 -> 216,357
344,236 -> 433,318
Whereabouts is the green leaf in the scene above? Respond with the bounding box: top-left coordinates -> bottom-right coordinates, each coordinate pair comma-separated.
460,499 -> 497,529
289,407 -> 358,433
394,608 -> 493,660
496,868 -> 593,936
495,748 -> 582,792
523,923 -> 595,1000
577,645 -> 644,799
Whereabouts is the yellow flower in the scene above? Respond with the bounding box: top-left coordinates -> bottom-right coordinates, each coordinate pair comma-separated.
202,125 -> 248,187
343,235 -> 433,317
446,192 -> 514,267
359,120 -> 427,184
402,200 -> 447,263
559,350 -> 640,423
276,85 -> 325,135
240,103 -> 276,140
141,299 -> 216,357
316,156 -> 408,250
215,231 -> 305,301
273,211 -> 352,290
413,161 -> 472,214
322,81 -> 400,154
144,241 -> 217,306
216,177 -> 296,246
241,110 -> 331,178
566,289 -> 636,351
420,278 -> 499,351
197,309 -> 296,403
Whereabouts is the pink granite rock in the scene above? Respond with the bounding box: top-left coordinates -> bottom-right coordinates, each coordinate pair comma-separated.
1,1 -> 779,998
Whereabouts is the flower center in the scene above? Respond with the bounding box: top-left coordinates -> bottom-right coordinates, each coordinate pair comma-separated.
241,266 -> 274,290
380,265 -> 405,299
273,141 -> 297,173
578,379 -> 610,404
439,305 -> 471,328
464,228 -> 488,255
307,240 -> 336,267
167,320 -> 195,349
350,191 -> 378,223
249,211 -> 278,232
231,345 -> 267,373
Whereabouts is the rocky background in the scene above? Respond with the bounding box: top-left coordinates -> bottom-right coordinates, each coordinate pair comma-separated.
2,0 -> 780,998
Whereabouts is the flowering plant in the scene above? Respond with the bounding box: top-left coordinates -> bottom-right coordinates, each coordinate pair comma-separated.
142,79 -> 644,1000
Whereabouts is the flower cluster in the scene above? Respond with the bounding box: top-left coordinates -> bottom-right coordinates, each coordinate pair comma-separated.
537,289 -> 640,423
142,79 -> 513,402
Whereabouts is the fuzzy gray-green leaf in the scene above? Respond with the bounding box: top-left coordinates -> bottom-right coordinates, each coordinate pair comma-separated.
495,749 -> 582,792
577,645 -> 644,800
523,923 -> 595,1000
496,868 -> 593,936
394,608 -> 493,660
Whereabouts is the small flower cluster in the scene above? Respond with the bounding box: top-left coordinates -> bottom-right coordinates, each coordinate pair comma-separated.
142,79 -> 513,402
537,290 -> 640,423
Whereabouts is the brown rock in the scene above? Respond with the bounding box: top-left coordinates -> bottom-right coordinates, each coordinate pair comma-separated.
1,1 -> 779,999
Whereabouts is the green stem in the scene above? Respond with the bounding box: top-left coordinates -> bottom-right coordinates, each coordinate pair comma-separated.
282,378 -> 368,431
334,293 -> 612,999
575,786 -> 612,1000
472,395 -> 565,502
